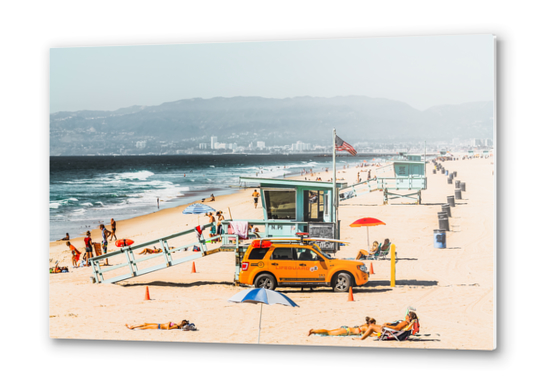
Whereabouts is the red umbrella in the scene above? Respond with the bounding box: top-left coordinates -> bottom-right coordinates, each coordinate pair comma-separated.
350,217 -> 386,252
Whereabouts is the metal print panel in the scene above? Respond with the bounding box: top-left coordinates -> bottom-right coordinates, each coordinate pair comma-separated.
49,35 -> 496,350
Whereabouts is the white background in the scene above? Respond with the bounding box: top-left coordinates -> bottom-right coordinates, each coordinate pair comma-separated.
1,1 -> 539,383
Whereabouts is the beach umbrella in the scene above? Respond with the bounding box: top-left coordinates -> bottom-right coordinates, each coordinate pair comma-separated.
228,288 -> 298,344
350,217 -> 386,252
182,203 -> 216,225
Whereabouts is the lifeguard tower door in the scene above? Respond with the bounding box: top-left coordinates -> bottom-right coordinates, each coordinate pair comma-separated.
303,190 -> 325,224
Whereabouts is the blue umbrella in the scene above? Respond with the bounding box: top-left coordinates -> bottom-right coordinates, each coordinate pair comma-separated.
182,203 -> 216,215
228,288 -> 298,343
182,203 -> 216,226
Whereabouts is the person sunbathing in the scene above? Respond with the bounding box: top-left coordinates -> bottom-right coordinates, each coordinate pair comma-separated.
126,320 -> 189,330
308,317 -> 376,336
138,247 -> 163,255
380,239 -> 390,252
355,241 -> 379,260
358,311 -> 418,340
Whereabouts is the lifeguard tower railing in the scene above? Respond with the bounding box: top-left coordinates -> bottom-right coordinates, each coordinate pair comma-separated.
89,223 -> 241,284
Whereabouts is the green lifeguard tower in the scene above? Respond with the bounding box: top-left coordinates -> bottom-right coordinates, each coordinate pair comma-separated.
234,177 -> 340,249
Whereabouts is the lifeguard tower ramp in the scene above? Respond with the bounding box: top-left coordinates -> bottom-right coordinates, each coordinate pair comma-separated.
89,223 -> 242,284
339,160 -> 427,205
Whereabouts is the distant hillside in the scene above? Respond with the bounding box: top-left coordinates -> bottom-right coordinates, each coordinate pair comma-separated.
49,96 -> 494,155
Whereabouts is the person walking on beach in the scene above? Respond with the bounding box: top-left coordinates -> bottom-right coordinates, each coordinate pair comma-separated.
66,242 -> 81,267
252,189 -> 260,208
157,198 -> 159,210
99,224 -> 111,265
83,231 -> 93,267
109,218 -> 117,241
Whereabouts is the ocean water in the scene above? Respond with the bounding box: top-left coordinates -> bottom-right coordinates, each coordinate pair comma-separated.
49,154 -> 387,241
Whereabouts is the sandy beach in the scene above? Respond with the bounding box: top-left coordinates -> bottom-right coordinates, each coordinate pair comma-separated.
49,156 -> 495,350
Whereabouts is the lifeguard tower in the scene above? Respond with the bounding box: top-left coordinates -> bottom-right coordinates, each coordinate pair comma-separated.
339,158 -> 427,205
233,177 -> 340,251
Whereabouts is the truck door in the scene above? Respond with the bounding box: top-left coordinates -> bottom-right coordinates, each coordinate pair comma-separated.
296,249 -> 327,283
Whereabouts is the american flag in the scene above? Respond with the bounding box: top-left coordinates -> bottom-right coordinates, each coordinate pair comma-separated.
335,135 -> 357,156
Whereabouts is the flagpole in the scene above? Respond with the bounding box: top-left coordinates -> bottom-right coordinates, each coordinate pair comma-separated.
332,129 -> 337,226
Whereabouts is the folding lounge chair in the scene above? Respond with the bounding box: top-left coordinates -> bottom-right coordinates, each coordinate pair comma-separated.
378,319 -> 420,341
376,244 -> 391,260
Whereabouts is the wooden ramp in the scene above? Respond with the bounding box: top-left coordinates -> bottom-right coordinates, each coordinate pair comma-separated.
89,224 -> 241,284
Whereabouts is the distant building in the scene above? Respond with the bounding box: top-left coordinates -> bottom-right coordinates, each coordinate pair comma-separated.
291,141 -> 312,151
215,143 -> 226,149
257,141 -> 265,149
136,141 -> 147,149
484,138 -> 493,146
199,143 -> 208,149
211,136 -> 218,149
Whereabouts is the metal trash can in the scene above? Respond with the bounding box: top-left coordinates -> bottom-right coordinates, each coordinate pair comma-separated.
450,172 -> 454,180
447,177 -> 453,184
438,212 -> 450,231
453,171 -> 457,177
455,180 -> 461,188
447,195 -> 455,208
442,203 -> 452,217
441,169 -> 445,174
433,169 -> 436,174
434,229 -> 446,248
460,182 -> 466,192
455,188 -> 462,200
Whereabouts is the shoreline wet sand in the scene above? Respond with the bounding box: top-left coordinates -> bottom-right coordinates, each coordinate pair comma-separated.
49,156 -> 495,350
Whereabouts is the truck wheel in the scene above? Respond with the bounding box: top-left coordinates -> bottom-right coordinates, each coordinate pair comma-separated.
254,273 -> 277,290
333,272 -> 351,292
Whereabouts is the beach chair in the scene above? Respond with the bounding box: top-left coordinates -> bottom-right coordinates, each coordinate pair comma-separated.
376,243 -> 391,259
378,319 -> 420,341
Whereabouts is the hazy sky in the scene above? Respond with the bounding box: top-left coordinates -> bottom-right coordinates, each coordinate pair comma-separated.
50,34 -> 494,113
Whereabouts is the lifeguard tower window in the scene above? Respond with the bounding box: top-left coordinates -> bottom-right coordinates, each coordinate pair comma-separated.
248,248 -> 268,260
397,165 -> 407,176
304,190 -> 324,222
271,248 -> 298,260
264,190 -> 296,220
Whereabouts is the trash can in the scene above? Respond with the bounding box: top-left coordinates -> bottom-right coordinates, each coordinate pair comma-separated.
453,171 -> 457,177
445,170 -> 448,176
455,180 -> 461,188
447,195 -> 455,207
460,182 -> 466,192
447,177 -> 453,184
441,169 -> 445,174
455,188 -> 462,200
442,203 -> 452,218
434,229 -> 446,248
433,169 -> 436,174
450,172 -> 454,180
438,212 -> 450,231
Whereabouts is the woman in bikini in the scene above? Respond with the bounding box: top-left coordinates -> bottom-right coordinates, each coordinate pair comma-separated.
308,317 -> 376,336
358,311 -> 418,340
126,320 -> 189,330
138,247 -> 163,255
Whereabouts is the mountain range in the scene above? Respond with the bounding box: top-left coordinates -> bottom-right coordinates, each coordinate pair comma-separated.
50,96 -> 494,155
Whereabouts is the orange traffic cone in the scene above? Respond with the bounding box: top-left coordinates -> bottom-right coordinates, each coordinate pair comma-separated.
348,286 -> 354,302
144,286 -> 150,301
370,262 -> 375,275
191,262 -> 196,273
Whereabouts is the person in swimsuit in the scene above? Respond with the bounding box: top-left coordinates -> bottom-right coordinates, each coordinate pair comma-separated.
358,311 -> 418,340
83,231 -> 93,266
139,247 -> 163,255
216,211 -> 225,239
252,190 -> 260,208
126,320 -> 189,330
99,224 -> 112,265
109,218 -> 117,241
66,242 -> 81,267
60,233 -> 70,241
308,317 -> 376,337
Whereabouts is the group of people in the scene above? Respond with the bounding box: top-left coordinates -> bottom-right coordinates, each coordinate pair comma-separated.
308,310 -> 418,341
355,238 -> 391,260
206,210 -> 225,241
65,218 -> 118,268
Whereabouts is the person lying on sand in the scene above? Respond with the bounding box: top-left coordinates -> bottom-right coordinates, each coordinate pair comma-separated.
357,311 -> 418,340
138,247 -> 163,255
308,317 -> 376,336
126,320 -> 189,330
